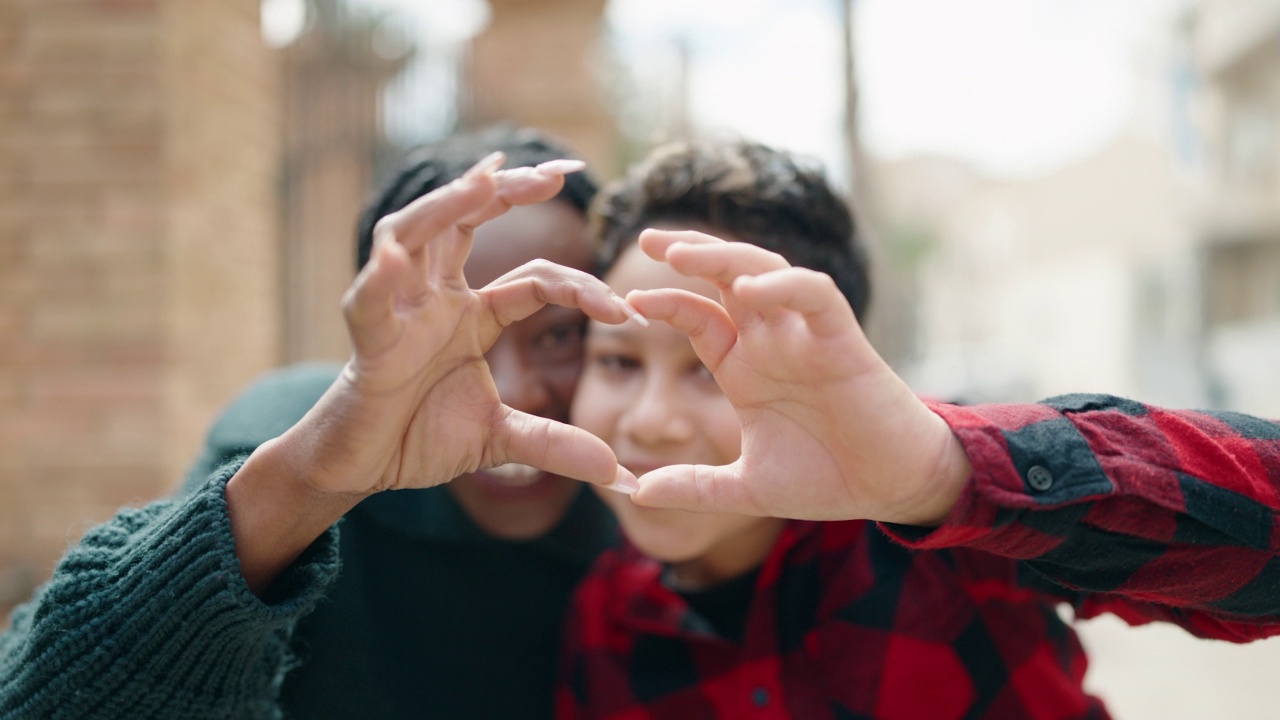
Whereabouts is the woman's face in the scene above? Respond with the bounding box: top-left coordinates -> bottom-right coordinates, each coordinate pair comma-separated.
445,200 -> 594,540
571,243 -> 784,589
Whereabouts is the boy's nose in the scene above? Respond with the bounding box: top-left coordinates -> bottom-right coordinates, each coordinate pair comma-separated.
621,379 -> 695,446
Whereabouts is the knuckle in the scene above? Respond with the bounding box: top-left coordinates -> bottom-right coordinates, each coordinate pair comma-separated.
371,216 -> 398,244
525,258 -> 555,274
813,269 -> 839,290
791,266 -> 833,286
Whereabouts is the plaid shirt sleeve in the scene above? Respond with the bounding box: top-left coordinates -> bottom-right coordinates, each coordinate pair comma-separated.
881,394 -> 1280,636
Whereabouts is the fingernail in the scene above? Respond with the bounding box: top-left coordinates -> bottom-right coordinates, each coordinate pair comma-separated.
606,467 -> 639,495
495,167 -> 539,180
535,159 -> 587,175
464,151 -> 506,180
613,294 -> 650,327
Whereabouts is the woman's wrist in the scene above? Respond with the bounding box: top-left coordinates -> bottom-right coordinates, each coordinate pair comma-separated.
225,434 -> 366,596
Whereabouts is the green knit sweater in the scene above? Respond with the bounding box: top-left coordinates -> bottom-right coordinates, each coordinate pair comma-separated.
0,363 -> 615,720
0,462 -> 340,720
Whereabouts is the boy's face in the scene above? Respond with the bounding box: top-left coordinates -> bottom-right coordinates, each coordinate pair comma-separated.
445,200 -> 593,540
572,242 -> 784,589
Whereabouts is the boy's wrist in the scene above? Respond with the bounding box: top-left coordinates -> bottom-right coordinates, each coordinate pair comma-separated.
888,414 -> 972,528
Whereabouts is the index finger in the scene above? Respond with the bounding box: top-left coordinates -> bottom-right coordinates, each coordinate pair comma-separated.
459,161 -> 585,231
637,229 -> 791,288
637,228 -> 727,260
624,288 -> 737,371
374,154 -> 504,257
480,260 -> 641,332
433,162 -> 586,281
375,157 -> 583,260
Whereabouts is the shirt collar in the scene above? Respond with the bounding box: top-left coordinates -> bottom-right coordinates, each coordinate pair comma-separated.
609,521 -> 828,642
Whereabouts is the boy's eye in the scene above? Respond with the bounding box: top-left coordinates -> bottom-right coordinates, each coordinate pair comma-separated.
594,354 -> 640,373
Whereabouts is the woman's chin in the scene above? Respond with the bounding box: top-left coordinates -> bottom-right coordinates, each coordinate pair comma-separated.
448,468 -> 580,539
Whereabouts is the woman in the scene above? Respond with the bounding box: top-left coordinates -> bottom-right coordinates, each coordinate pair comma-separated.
0,126 -> 638,720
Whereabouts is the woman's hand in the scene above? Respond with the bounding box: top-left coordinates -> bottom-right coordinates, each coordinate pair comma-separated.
227,156 -> 637,595
291,155 -> 640,499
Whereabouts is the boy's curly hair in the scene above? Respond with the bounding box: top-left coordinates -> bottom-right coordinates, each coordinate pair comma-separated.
588,139 -> 870,319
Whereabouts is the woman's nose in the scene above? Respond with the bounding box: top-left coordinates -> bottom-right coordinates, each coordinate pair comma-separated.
488,343 -> 552,415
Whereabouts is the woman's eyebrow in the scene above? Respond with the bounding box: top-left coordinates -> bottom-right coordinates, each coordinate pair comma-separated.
585,323 -> 637,340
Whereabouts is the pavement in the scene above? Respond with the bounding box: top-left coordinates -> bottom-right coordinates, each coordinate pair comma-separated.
1076,614 -> 1280,718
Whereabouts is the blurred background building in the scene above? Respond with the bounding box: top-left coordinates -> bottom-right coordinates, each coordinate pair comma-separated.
0,0 -> 285,611
1,0 -> 1279,716
886,0 -> 1280,421
1192,0 -> 1280,416
0,0 -> 618,611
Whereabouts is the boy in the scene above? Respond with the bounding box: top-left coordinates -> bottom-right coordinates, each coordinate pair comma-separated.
560,139 -> 1280,719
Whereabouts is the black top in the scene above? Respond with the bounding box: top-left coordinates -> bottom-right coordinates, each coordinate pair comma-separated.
672,568 -> 761,644
184,363 -> 617,720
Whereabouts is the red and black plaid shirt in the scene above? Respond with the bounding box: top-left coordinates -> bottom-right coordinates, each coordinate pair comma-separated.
558,395 -> 1280,719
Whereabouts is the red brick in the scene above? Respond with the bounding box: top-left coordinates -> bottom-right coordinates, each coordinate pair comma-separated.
0,1 -> 283,585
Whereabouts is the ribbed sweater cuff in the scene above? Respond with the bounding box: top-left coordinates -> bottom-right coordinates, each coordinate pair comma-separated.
0,459 -> 341,720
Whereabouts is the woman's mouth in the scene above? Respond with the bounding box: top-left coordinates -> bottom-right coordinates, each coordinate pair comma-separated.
483,463 -> 542,488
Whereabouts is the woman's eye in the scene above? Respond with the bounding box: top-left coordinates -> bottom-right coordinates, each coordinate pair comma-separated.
693,362 -> 716,382
533,323 -> 585,353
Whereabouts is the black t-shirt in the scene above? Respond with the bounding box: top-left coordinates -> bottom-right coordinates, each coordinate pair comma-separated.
672,567 -> 761,643
279,487 -> 617,720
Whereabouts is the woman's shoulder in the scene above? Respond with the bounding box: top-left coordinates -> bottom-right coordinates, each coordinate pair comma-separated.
205,362 -> 343,452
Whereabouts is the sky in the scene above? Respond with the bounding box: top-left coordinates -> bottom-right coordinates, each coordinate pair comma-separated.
607,0 -> 1184,179
280,0 -> 1187,180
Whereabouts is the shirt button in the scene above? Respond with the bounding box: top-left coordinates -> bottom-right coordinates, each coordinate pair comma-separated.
1027,465 -> 1054,491
751,687 -> 770,707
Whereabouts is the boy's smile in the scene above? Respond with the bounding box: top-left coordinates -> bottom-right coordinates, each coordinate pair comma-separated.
572,241 -> 784,589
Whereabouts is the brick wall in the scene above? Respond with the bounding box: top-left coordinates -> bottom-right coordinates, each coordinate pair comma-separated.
0,0 -> 282,614
161,0 -> 283,480
0,0 -> 615,618
280,13 -> 405,363
469,0 -> 617,175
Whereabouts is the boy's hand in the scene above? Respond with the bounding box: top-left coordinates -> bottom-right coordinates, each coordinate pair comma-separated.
624,229 -> 970,526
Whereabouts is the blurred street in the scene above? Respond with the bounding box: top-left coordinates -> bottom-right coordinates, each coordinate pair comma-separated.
1079,616 -> 1280,719
3,0 -> 1280,715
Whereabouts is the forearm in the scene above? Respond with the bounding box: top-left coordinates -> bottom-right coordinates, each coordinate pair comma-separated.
226,430 -> 366,597
886,395 -> 1280,617
0,466 -> 340,719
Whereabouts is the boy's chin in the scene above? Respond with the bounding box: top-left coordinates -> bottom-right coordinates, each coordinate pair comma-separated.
627,533 -> 706,566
